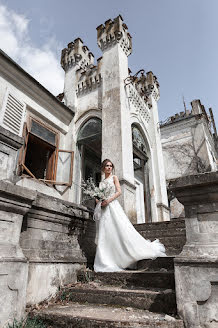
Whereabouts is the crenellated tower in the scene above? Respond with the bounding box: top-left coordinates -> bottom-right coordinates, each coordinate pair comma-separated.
61,15 -> 170,222
61,38 -> 94,110
97,15 -> 132,56
97,15 -> 136,218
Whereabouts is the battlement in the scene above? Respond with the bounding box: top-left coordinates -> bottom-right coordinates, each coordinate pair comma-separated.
76,63 -> 102,96
61,38 -> 94,71
126,70 -> 160,103
160,99 -> 211,127
97,15 -> 132,56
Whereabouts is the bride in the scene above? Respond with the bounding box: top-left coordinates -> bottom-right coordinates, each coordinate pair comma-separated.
94,159 -> 166,272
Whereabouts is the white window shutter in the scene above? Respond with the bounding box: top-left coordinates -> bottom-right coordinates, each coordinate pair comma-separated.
1,92 -> 26,136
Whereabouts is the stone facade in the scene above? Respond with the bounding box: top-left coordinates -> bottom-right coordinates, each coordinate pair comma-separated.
61,15 -> 169,222
161,100 -> 217,218
0,14 -> 218,328
169,172 -> 218,328
0,16 -> 170,224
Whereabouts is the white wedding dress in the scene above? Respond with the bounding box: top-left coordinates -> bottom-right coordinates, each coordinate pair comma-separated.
94,175 -> 166,272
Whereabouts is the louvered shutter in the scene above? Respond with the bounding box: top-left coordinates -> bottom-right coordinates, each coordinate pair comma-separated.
1,93 -> 25,136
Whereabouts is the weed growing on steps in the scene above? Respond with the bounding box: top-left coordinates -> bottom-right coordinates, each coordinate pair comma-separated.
8,317 -> 46,328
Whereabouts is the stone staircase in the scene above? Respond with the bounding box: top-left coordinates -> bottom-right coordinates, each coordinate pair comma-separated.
31,219 -> 186,327
134,219 -> 186,256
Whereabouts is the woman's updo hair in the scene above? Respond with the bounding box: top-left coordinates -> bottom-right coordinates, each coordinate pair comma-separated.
101,159 -> 115,173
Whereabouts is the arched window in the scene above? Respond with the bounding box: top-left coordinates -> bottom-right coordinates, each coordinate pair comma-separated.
132,126 -> 148,157
77,118 -> 102,144
132,124 -> 151,223
77,118 -> 102,208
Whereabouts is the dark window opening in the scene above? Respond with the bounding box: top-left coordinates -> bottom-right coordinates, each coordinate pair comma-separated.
24,133 -> 55,179
77,118 -> 102,208
19,118 -> 74,186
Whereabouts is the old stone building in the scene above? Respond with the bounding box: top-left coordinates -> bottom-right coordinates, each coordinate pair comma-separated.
0,15 -> 171,225
161,100 -> 217,217
0,14 -> 218,328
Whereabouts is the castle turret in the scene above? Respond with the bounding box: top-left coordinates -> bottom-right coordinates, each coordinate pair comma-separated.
97,15 -> 132,56
61,38 -> 94,110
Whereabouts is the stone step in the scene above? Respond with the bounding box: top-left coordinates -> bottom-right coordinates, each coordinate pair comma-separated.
33,303 -> 184,328
134,219 -> 185,232
136,236 -> 185,255
78,270 -> 175,289
137,256 -> 174,271
60,284 -> 177,314
136,229 -> 186,239
136,236 -> 185,246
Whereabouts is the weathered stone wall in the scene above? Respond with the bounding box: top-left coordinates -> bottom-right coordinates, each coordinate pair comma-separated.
169,172 -> 218,328
161,101 -> 217,219
0,51 -> 76,203
0,181 -> 36,328
0,181 -> 92,327
161,115 -> 216,180
0,126 -> 23,181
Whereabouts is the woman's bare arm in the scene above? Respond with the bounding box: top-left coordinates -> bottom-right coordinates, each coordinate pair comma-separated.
109,175 -> 121,202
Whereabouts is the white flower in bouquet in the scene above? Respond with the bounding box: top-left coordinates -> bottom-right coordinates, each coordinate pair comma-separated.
82,177 -> 113,201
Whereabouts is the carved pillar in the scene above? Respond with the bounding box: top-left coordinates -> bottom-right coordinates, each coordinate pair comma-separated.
169,172 -> 218,328
0,181 -> 36,327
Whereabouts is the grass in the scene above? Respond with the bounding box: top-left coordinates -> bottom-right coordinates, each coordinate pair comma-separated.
8,317 -> 47,328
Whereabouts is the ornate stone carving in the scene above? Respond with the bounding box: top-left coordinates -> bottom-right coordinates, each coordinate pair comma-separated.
125,70 -> 160,123
145,71 -> 160,101
97,15 -> 132,56
61,38 -> 94,71
127,83 -> 150,123
76,66 -> 102,96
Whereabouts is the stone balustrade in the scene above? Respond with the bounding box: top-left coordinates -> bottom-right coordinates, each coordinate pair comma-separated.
169,172 -> 218,328
0,181 -> 93,327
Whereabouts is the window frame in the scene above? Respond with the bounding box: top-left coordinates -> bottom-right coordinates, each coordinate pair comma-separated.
18,114 -> 74,186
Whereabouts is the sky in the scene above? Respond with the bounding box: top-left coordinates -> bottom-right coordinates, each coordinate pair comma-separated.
0,0 -> 217,126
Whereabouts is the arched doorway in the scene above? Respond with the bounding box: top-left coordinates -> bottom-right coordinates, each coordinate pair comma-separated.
77,118 -> 102,208
132,125 -> 151,223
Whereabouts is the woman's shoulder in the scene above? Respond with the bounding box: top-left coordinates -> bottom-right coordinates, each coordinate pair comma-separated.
112,175 -> 119,181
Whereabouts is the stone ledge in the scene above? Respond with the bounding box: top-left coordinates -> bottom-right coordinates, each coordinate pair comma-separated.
169,171 -> 218,190
174,257 -> 218,265
0,180 -> 37,202
0,257 -> 27,263
0,125 -> 23,149
28,259 -> 86,264
34,191 -> 91,218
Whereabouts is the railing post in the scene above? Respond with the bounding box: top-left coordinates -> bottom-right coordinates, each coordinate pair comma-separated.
169,172 -> 218,328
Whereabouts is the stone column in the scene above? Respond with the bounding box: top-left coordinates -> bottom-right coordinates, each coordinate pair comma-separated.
169,172 -> 218,328
0,181 -> 36,327
97,16 -> 136,221
146,72 -> 170,221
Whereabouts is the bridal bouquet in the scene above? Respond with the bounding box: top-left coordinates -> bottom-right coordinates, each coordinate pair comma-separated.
82,177 -> 111,201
